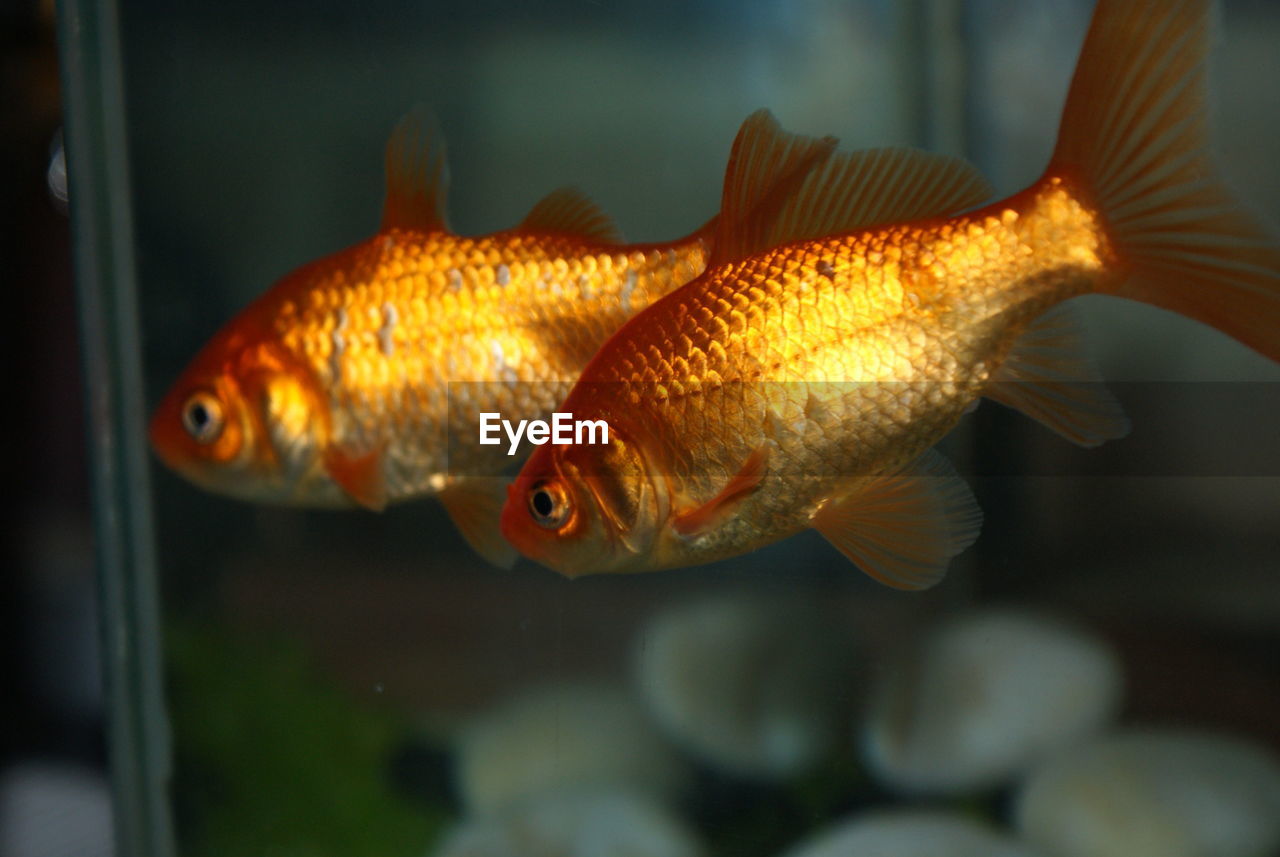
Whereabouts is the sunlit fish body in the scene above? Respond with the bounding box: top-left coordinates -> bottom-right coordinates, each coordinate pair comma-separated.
148,110 -> 762,566
501,0 -> 1280,585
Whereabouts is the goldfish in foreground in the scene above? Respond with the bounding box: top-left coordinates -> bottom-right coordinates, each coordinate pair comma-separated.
150,111 -> 829,566
501,0 -> 1280,585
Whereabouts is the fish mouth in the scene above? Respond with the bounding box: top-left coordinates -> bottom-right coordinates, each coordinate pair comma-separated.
147,391 -> 187,473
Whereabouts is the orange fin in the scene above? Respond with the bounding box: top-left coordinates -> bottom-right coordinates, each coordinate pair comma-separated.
987,306 -> 1130,447
811,450 -> 982,590
1050,0 -> 1280,361
439,477 -> 519,569
324,446 -> 387,511
382,105 -> 451,232
763,146 -> 993,248
671,445 -> 770,538
709,110 -> 838,267
519,187 -> 623,244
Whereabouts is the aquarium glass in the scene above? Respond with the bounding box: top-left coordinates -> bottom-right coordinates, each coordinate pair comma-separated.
62,0 -> 1280,855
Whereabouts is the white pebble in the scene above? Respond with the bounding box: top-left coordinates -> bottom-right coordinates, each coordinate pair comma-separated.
862,608 -> 1123,794
433,787 -> 704,857
778,809 -> 1045,857
1016,729 -> 1280,857
633,594 -> 855,778
455,681 -> 688,813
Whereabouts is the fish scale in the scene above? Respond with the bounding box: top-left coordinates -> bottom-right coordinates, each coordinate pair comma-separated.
260,230 -> 709,505
505,0 -> 1280,583
501,124 -> 1181,582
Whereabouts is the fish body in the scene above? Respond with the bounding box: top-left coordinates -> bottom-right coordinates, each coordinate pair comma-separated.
149,110 -> 719,564
569,181 -> 1105,570
501,0 -> 1280,585
150,109 -> 836,566
155,226 -> 707,507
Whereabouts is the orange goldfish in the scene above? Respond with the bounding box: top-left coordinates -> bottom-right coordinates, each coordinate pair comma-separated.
500,0 -> 1280,585
149,110 -> 835,566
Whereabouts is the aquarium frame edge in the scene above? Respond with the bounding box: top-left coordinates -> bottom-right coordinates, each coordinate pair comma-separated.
55,0 -> 177,853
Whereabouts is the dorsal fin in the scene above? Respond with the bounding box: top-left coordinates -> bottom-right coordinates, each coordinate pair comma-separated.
762,146 -> 995,248
382,105 -> 451,233
519,187 -> 623,244
709,109 -> 838,267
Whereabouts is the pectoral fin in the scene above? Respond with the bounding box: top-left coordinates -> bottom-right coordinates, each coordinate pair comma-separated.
671,446 -> 770,539
440,477 -> 519,569
324,446 -> 388,511
986,306 -> 1130,447
810,450 -> 982,590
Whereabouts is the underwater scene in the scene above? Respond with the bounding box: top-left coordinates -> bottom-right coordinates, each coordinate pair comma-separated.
66,0 -> 1280,854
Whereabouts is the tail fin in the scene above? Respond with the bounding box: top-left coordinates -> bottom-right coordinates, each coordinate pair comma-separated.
1049,0 -> 1280,361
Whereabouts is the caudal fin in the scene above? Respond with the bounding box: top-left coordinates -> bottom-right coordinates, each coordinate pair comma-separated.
1049,0 -> 1280,361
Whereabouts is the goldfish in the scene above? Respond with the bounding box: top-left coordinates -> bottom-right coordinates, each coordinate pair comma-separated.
149,110 -> 834,566
500,0 -> 1280,585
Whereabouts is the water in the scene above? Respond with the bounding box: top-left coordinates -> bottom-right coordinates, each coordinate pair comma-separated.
62,1 -> 1280,855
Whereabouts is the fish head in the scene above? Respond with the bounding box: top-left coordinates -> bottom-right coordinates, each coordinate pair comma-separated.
500,424 -> 668,576
149,325 -> 327,503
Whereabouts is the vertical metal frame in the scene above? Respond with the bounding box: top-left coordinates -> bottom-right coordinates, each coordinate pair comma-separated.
56,0 -> 176,853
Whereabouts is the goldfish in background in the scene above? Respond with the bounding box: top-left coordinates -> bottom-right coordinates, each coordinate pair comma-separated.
501,0 -> 1280,585
149,110 -> 834,566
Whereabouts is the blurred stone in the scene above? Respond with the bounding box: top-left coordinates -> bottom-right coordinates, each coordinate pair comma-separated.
777,809 -> 1044,857
454,680 -> 688,813
433,787 -> 703,857
1016,729 -> 1280,857
0,763 -> 114,857
862,608 -> 1122,794
633,594 -> 856,779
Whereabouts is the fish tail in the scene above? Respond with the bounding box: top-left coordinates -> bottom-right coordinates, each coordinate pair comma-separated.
1048,0 -> 1280,361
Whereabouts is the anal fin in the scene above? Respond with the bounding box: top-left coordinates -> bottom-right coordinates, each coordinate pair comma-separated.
811,450 -> 982,590
986,305 -> 1130,447
440,477 -> 519,569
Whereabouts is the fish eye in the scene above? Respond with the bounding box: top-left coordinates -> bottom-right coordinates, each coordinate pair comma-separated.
528,479 -> 570,529
181,391 -> 224,444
